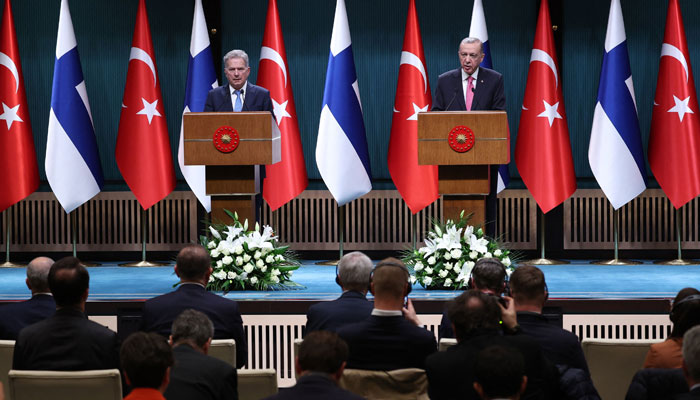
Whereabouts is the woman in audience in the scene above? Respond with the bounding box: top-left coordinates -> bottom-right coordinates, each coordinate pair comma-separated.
644,287 -> 700,369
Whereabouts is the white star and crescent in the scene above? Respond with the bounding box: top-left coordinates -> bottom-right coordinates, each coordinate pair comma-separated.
129,47 -> 157,87
407,103 -> 429,121
0,52 -> 20,93
0,102 -> 23,130
260,47 -> 288,88
537,100 -> 562,127
667,95 -> 694,122
136,98 -> 162,124
272,98 -> 291,125
399,51 -> 428,93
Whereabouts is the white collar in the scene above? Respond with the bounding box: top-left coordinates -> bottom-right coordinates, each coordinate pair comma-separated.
372,308 -> 402,317
461,67 -> 480,82
229,81 -> 248,96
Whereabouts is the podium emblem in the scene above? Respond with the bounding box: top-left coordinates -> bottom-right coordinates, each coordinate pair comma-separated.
213,126 -> 240,153
448,125 -> 475,153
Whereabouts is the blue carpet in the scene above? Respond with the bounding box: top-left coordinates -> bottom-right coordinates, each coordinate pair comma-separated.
0,261 -> 697,301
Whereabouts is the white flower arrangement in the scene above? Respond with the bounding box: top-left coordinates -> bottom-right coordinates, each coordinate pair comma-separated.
201,211 -> 301,291
403,211 -> 514,290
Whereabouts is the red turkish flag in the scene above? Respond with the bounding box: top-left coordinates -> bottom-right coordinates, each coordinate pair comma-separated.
0,0 -> 38,213
258,0 -> 308,211
515,0 -> 576,213
116,0 -> 175,210
649,0 -> 700,209
387,0 -> 438,214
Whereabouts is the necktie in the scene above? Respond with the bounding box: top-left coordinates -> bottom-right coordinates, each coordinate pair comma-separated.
465,76 -> 474,111
234,90 -> 242,112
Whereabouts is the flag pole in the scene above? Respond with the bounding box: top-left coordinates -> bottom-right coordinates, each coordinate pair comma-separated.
120,207 -> 168,267
412,213 -> 418,250
592,206 -> 641,265
71,209 -> 100,267
316,203 -> 345,266
0,208 -> 24,268
655,207 -> 699,265
520,207 -> 567,265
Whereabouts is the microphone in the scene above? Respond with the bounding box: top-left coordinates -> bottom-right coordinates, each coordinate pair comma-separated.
241,88 -> 248,111
445,91 -> 458,111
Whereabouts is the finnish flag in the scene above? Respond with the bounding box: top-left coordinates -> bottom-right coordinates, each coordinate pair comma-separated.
589,0 -> 646,209
316,0 -> 372,206
178,0 -> 217,212
46,0 -> 104,213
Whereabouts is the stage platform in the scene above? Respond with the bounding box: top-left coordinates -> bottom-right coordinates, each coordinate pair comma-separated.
0,260 -> 696,314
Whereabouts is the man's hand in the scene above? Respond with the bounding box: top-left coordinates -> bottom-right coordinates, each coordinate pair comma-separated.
498,295 -> 518,331
402,299 -> 423,327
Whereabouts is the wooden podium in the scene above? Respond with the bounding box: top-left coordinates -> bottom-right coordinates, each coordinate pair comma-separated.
183,112 -> 280,224
417,111 -> 509,226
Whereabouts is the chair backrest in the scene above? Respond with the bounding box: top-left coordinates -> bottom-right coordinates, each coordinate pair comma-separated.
209,339 -> 237,368
238,369 -> 278,400
293,338 -> 303,379
438,338 -> 457,352
339,368 -> 429,400
582,339 -> 660,400
0,340 -> 14,400
8,369 -> 122,400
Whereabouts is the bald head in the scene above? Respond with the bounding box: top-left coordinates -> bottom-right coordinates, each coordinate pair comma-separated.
27,257 -> 54,293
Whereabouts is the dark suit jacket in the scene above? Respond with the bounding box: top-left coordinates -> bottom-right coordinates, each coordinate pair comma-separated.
163,344 -> 238,400
204,83 -> 274,114
12,307 -> 119,371
140,283 -> 247,367
626,368 -> 687,400
432,67 -> 505,111
517,311 -> 590,374
262,373 -> 364,400
425,329 -> 558,400
337,314 -> 436,371
305,291 -> 373,335
0,294 -> 55,340
675,387 -> 700,400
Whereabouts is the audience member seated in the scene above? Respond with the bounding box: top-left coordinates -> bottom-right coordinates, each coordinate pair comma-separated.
474,345 -> 527,400
679,325 -> 700,399
510,265 -> 590,373
0,257 -> 55,340
440,258 -> 507,338
141,244 -> 247,367
12,256 -> 120,371
121,332 -> 174,400
625,368 -> 687,400
644,287 -> 700,369
164,309 -> 237,400
425,290 -> 558,400
262,331 -> 363,400
337,258 -> 436,370
305,252 -> 373,335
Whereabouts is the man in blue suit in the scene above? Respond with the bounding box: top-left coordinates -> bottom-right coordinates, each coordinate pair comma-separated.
432,37 -> 506,237
305,251 -> 373,335
141,245 -> 247,368
204,49 -> 274,115
0,257 -> 55,340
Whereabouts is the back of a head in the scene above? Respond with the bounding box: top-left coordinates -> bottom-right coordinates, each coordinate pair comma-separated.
474,345 -> 525,399
121,332 -> 174,389
471,258 -> 506,294
171,309 -> 214,349
671,289 -> 700,338
337,251 -> 373,292
509,266 -> 546,306
683,325 -> 700,383
26,256 -> 54,293
48,256 -> 89,308
176,245 -> 211,281
371,258 -> 410,300
298,331 -> 348,374
448,290 -> 501,341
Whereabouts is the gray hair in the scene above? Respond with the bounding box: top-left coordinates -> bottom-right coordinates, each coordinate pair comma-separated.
223,49 -> 249,68
171,309 -> 214,348
27,257 -> 54,293
337,251 -> 373,292
683,325 -> 700,381
459,37 -> 484,54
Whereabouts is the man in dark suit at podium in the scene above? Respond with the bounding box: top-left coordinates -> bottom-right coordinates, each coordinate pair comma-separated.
0,257 -> 55,340
432,37 -> 506,237
204,49 -> 273,115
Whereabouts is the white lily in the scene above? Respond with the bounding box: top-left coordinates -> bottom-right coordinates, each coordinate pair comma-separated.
209,226 -> 221,240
